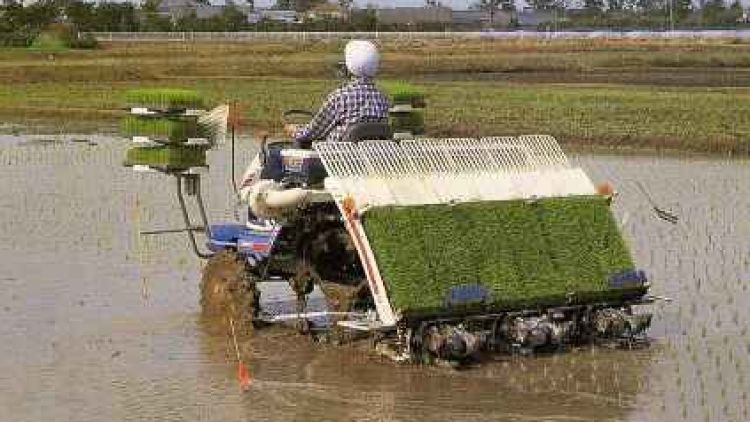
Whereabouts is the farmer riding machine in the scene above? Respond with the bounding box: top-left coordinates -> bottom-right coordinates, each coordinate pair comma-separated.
124,87 -> 655,365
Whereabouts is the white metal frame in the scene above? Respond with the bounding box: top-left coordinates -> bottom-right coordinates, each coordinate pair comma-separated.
312,135 -> 595,328
315,135 -> 593,208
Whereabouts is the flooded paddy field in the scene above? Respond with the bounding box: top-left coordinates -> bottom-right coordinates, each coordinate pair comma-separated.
0,134 -> 747,421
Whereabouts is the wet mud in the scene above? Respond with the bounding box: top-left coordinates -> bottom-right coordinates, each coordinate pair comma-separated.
0,134 -> 747,421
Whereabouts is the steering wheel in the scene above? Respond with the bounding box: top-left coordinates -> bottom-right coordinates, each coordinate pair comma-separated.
282,109 -> 314,125
258,109 -> 314,164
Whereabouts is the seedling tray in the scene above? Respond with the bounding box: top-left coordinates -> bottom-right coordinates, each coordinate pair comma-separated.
122,115 -> 199,143
361,196 -> 643,317
124,144 -> 208,170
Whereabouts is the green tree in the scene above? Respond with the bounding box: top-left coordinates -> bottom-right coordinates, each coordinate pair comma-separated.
220,5 -> 247,31
140,0 -> 172,31
583,0 -> 605,13
0,0 -> 59,45
673,0 -> 692,20
475,0 -> 515,28
350,7 -> 376,30
64,1 -> 96,32
727,0 -> 744,22
94,3 -> 139,31
702,0 -> 726,24
174,9 -> 201,31
274,0 -> 321,11
635,0 -> 664,11
19,0 -> 59,29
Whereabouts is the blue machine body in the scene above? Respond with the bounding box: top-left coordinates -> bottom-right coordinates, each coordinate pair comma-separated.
207,222 -> 282,261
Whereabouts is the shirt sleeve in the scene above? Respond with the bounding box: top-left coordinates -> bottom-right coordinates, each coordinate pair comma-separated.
293,91 -> 339,147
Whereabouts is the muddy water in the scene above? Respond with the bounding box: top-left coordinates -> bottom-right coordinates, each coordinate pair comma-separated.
0,135 -> 747,422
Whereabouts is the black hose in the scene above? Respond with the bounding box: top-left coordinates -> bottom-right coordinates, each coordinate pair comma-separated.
634,181 -> 679,224
230,125 -> 238,196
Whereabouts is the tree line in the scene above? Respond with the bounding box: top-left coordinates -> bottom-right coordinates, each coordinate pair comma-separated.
476,0 -> 746,29
0,0 -> 380,46
0,0 -> 747,47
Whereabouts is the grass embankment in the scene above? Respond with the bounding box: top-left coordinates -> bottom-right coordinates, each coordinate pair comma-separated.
1,38 -> 748,154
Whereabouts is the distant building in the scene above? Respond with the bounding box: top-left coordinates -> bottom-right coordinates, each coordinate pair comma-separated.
376,6 -> 452,27
195,4 -> 253,19
249,10 -> 301,24
451,10 -> 487,26
516,9 -> 568,28
305,2 -> 343,21
157,0 -> 199,21
451,9 -> 512,28
195,5 -> 224,19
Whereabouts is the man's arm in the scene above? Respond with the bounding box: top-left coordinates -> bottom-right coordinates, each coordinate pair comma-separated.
293,92 -> 338,148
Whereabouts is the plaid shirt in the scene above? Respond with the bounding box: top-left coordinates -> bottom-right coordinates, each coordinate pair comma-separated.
294,77 -> 390,146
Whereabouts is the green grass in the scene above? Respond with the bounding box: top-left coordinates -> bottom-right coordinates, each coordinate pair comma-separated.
0,39 -> 749,154
0,78 -> 747,154
30,31 -> 69,51
362,196 -> 643,316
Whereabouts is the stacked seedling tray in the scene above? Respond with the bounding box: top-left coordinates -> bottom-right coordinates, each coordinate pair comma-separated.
122,88 -> 211,173
384,82 -> 425,140
362,195 -> 645,318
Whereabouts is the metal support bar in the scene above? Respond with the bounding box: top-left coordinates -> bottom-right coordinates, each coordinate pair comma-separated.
191,174 -> 213,240
175,174 -> 214,259
140,226 -> 205,235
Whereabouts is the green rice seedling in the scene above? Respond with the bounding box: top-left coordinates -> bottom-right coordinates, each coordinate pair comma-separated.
362,196 -> 640,316
122,115 -> 198,142
124,145 -> 208,170
125,88 -> 205,110
380,81 -> 426,107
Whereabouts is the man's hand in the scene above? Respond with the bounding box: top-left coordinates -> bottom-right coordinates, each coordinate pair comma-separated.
283,123 -> 300,139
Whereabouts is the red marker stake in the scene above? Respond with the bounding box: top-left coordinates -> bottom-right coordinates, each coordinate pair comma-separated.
229,317 -> 252,391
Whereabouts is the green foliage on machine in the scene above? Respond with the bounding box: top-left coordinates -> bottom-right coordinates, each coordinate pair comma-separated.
361,196 -> 642,317
381,81 -> 426,108
390,110 -> 425,135
122,115 -> 199,142
125,88 -> 205,110
124,145 -> 208,170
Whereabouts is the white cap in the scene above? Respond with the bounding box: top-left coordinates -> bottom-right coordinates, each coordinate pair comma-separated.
344,40 -> 379,78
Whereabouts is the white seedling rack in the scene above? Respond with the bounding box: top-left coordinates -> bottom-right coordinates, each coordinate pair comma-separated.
313,135 -> 597,328
314,135 -> 596,209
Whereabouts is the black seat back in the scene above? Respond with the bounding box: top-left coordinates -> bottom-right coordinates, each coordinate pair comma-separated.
341,122 -> 392,143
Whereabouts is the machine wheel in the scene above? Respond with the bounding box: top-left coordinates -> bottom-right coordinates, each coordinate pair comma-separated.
200,250 -> 259,335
